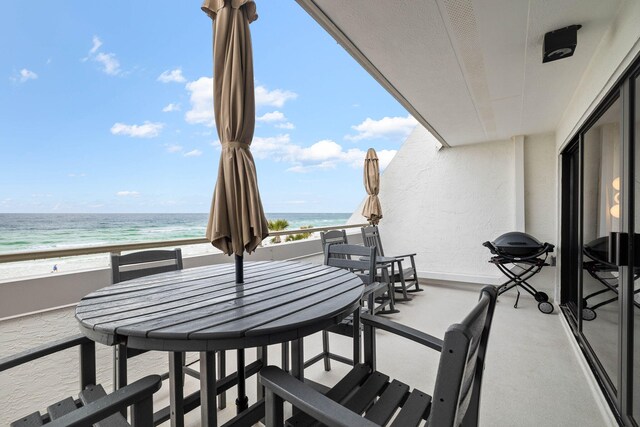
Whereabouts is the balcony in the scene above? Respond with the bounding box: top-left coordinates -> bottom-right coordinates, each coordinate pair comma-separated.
0,228 -> 615,426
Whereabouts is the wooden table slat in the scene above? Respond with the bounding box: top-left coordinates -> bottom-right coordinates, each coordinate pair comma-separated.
83,265 -> 300,309
190,279 -> 363,339
76,261 -> 364,351
150,275 -> 362,340
87,267 -> 349,334
78,264 -> 333,319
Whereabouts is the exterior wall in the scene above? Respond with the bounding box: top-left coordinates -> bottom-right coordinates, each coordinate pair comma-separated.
556,0 -> 640,152
358,125 -> 516,283
349,127 -> 558,291
523,132 -> 558,296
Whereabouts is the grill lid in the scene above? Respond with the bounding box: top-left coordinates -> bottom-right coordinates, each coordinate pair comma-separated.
491,232 -> 544,256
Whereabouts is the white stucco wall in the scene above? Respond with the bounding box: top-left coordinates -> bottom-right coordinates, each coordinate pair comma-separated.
365,125 -> 516,283
523,132 -> 558,296
349,127 -> 558,291
556,0 -> 640,152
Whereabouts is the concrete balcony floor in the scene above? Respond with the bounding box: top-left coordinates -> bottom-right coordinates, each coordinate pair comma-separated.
0,281 -> 615,426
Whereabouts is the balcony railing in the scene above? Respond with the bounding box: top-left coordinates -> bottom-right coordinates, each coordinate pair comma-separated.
0,223 -> 368,263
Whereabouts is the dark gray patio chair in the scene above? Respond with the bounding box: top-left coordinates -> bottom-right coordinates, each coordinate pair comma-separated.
281,230 -> 353,372
308,243 -> 391,372
280,232 -> 397,373
362,225 -> 422,301
319,230 -> 396,315
260,285 -> 498,427
0,334 -> 161,427
111,249 -> 227,409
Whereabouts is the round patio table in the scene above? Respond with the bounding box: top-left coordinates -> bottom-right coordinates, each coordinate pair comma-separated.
75,260 -> 364,427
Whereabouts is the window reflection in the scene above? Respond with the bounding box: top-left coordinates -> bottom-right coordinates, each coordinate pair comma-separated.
582,96 -> 621,390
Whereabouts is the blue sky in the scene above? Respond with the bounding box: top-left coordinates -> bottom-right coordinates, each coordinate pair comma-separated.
0,1 -> 415,214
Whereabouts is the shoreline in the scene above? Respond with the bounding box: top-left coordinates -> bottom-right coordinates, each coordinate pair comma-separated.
0,232 -> 322,282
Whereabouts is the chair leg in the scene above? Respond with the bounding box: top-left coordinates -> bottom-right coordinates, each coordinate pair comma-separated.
131,394 -> 154,427
322,330 -> 331,371
281,342 -> 290,373
217,350 -> 226,410
265,388 -> 284,427
114,342 -> 128,418
352,309 -> 361,366
393,261 -> 411,301
411,270 -> 422,292
257,346 -> 268,401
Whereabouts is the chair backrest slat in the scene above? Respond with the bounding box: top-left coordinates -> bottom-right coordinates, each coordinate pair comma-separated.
361,225 -> 385,257
324,243 -> 377,285
111,249 -> 183,284
320,229 -> 348,247
429,285 -> 498,426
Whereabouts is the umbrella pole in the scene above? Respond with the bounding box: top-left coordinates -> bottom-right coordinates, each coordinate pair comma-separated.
235,254 -> 244,284
234,254 -> 249,413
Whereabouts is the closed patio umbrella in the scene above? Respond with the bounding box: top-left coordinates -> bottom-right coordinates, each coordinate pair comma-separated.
203,0 -> 268,265
201,0 -> 267,415
362,148 -> 382,224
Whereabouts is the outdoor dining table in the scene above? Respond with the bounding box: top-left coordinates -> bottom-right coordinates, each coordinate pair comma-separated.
75,260 -> 364,427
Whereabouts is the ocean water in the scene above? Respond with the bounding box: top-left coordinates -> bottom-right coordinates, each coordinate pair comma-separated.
0,213 -> 351,254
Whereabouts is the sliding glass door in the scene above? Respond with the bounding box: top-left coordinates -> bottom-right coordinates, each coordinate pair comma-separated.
561,58 -> 640,426
632,72 -> 640,425
581,95 -> 622,391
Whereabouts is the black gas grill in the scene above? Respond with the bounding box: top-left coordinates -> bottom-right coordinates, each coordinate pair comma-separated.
483,232 -> 555,314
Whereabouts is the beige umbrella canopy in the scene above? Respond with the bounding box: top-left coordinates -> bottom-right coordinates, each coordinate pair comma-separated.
202,0 -> 268,257
362,148 -> 382,225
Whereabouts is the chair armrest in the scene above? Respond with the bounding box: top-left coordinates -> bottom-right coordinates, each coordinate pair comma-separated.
259,366 -> 378,427
392,253 -> 416,260
360,314 -> 443,351
362,281 -> 388,297
48,375 -> 162,427
0,334 -> 91,372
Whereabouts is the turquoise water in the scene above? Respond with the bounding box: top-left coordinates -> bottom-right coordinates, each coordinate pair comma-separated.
0,213 -> 351,253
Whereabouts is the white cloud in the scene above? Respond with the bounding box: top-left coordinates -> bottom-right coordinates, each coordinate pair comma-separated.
116,191 -> 140,197
85,36 -> 122,76
255,85 -> 298,108
68,173 -> 86,178
94,52 -> 121,75
185,79 -> 298,126
251,134 -> 397,173
276,122 -> 295,129
346,115 -> 417,141
185,77 -> 214,126
12,68 -> 38,83
256,111 -> 285,123
89,36 -> 102,54
165,144 -> 183,153
158,68 -> 186,83
257,111 -> 295,130
110,121 -> 164,138
184,149 -> 203,157
162,103 -> 181,112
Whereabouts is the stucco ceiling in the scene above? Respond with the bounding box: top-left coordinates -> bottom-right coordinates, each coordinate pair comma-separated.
298,0 -> 622,146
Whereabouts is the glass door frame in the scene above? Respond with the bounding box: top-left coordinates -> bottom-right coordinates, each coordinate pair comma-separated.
560,55 -> 640,426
